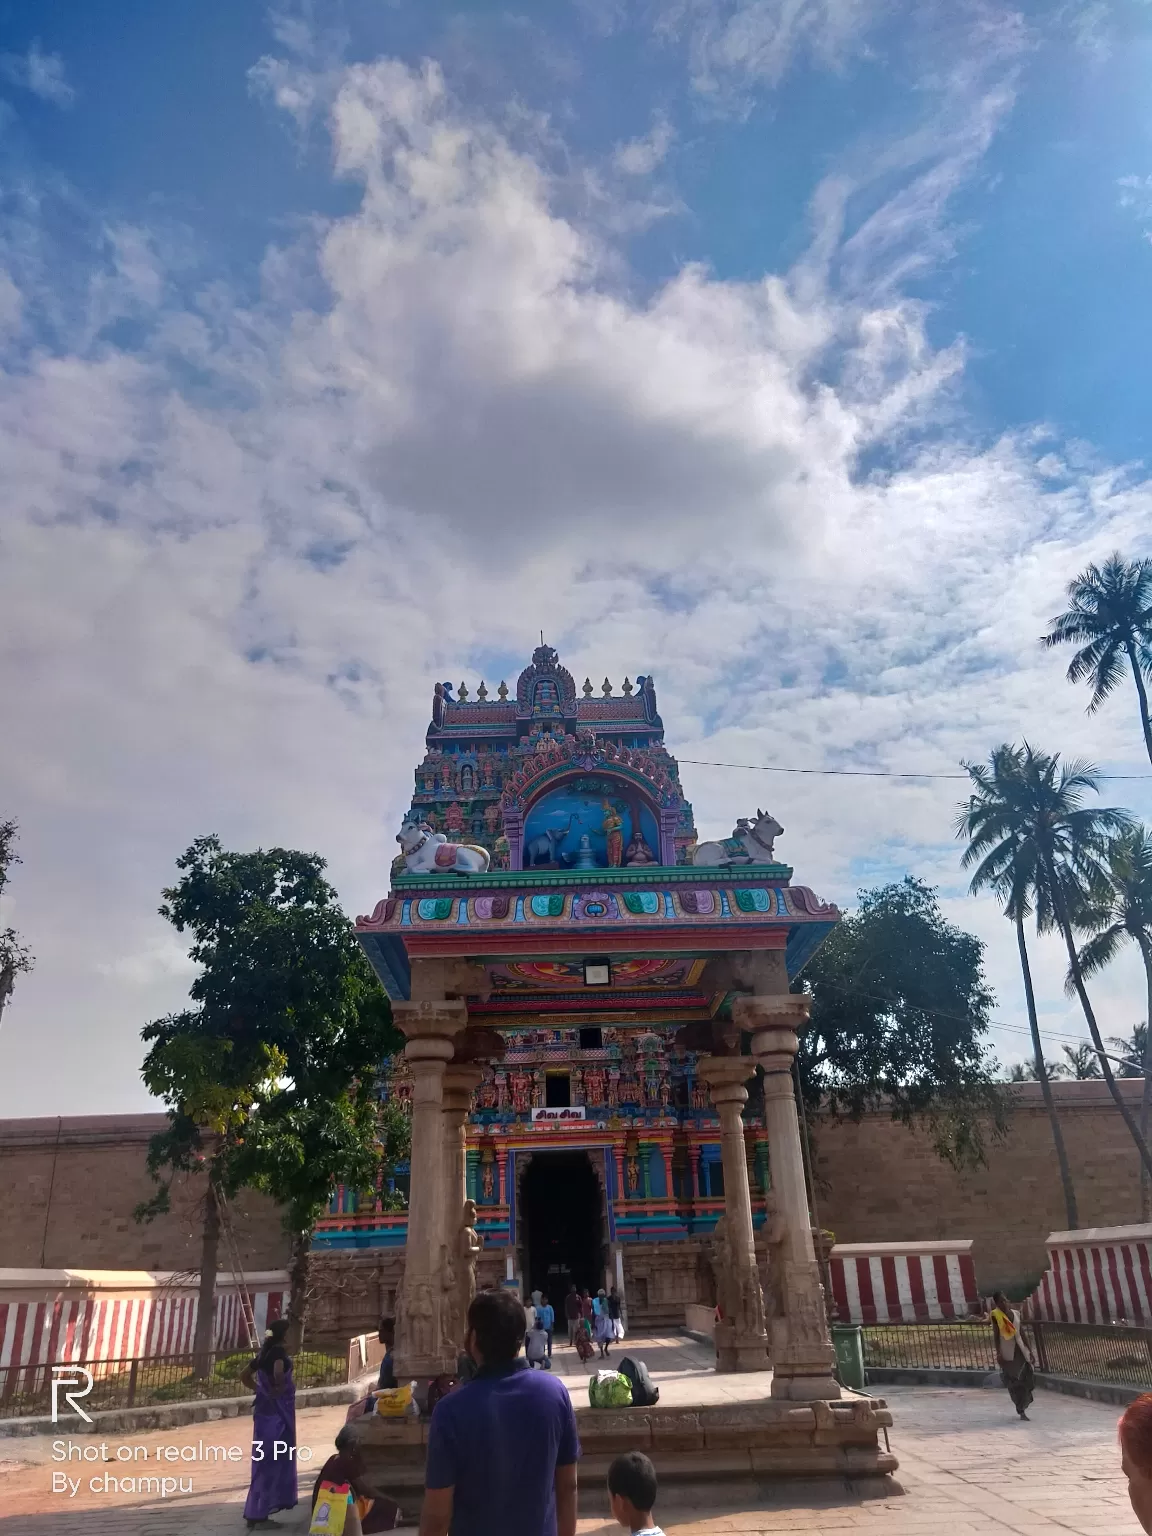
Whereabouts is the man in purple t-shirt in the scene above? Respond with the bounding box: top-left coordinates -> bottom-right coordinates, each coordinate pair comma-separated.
420,1288 -> 580,1536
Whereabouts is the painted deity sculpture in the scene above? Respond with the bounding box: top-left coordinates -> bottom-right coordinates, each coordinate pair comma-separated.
624,831 -> 658,865
601,800 -> 625,867
691,808 -> 783,867
397,820 -> 490,875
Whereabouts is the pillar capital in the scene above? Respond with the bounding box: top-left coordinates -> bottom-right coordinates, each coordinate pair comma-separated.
393,999 -> 468,1055
695,1053 -> 754,1107
733,992 -> 810,1037
443,1062 -> 484,1116
408,958 -> 491,1003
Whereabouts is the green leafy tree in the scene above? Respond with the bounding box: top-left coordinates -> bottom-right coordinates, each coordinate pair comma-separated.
1007,1058 -> 1069,1083
957,743 -> 1152,1190
1071,827 -> 1152,1212
1043,553 -> 1152,765
957,745 -> 1080,1227
139,836 -> 403,1357
1060,1043 -> 1102,1080
0,819 -> 34,1031
1109,1023 -> 1148,1078
797,877 -> 1005,1169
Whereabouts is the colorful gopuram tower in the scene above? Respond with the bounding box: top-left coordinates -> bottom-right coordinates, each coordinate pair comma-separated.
325,645 -> 844,1391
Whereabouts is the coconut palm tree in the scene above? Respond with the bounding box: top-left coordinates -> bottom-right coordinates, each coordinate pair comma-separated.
1042,554 -> 1152,766
956,745 -> 1080,1228
1071,826 -> 1152,1213
958,743 -> 1152,1189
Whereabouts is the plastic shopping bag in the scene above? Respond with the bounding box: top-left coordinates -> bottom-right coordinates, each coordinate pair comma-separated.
375,1381 -> 414,1418
588,1369 -> 633,1408
309,1481 -> 351,1535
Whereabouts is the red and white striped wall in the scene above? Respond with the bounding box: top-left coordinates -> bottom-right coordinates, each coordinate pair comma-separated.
0,1269 -> 288,1374
1025,1225 -> 1152,1325
828,1241 -> 979,1323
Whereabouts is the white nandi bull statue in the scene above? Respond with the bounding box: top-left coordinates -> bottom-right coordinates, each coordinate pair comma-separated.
397,820 -> 491,875
691,808 -> 783,867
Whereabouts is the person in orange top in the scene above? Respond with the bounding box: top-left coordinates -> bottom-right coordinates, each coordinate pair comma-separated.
1121,1395 -> 1152,1532
989,1292 -> 1035,1420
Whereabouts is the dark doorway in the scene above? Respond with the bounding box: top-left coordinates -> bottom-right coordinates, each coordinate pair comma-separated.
521,1152 -> 603,1297
545,1072 -> 571,1108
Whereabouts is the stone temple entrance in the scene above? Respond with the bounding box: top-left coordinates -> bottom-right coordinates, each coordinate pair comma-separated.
521,1151 -> 604,1298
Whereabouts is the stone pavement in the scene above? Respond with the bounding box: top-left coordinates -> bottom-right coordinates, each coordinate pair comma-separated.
0,1335 -> 1140,1534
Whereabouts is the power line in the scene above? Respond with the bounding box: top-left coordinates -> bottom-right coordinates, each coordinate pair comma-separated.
680,757 -> 1152,781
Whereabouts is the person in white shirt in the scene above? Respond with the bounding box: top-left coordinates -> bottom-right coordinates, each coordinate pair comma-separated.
525,1317 -> 549,1368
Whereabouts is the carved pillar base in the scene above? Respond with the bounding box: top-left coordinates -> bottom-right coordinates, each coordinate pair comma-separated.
696,1054 -> 768,1373
738,996 -> 839,1400
392,1002 -> 466,1380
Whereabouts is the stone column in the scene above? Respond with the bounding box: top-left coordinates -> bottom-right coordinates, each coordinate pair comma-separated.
695,1055 -> 768,1372
441,1063 -> 484,1353
738,994 -> 839,1401
391,1001 -> 466,1380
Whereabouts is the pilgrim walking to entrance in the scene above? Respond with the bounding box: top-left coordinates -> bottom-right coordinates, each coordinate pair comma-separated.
990,1292 -> 1034,1419
594,1290 -> 614,1359
565,1287 -> 581,1346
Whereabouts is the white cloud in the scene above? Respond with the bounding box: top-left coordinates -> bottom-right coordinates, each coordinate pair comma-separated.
97,936 -> 200,989
1,49 -> 1150,1114
0,42 -> 75,107
613,113 -> 675,175
654,0 -> 886,101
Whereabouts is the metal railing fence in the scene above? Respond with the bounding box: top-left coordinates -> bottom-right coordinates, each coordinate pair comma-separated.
862,1319 -> 1152,1391
0,1348 -> 345,1421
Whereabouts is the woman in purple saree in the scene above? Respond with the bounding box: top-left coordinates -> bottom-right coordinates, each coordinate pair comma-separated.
241,1319 -> 298,1530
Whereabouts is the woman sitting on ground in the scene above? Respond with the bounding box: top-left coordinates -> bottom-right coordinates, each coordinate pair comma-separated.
312,1425 -> 401,1533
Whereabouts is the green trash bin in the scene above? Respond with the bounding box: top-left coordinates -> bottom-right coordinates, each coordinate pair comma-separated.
831,1323 -> 865,1390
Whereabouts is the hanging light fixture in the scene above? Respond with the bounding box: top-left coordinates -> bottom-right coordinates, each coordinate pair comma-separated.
583,957 -> 612,986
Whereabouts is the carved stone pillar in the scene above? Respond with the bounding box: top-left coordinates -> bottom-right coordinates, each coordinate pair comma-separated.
738,994 -> 839,1401
695,1054 -> 768,1372
441,1063 -> 484,1352
391,1001 -> 466,1379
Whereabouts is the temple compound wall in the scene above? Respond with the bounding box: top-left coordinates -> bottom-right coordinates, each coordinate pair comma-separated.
0,1115 -> 288,1272
0,1078 -> 1140,1340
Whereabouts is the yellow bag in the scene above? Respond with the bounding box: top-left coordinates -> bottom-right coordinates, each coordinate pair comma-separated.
375,1382 -> 413,1418
309,1480 -> 351,1535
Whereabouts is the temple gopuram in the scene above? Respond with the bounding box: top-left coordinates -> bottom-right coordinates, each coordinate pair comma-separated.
320,644 -> 849,1396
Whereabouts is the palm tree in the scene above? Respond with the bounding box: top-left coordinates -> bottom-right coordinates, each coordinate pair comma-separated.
1071,827 -> 1152,1213
958,743 -> 1152,1192
956,745 -> 1079,1228
1042,554 -> 1152,765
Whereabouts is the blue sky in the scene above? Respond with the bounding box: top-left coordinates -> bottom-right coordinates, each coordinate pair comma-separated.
2,0 -> 1152,1111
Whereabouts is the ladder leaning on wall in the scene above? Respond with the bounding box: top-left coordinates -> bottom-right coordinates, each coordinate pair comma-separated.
215,1184 -> 261,1352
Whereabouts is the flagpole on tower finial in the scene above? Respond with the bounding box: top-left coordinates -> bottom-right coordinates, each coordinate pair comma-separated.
540,629 -> 544,646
